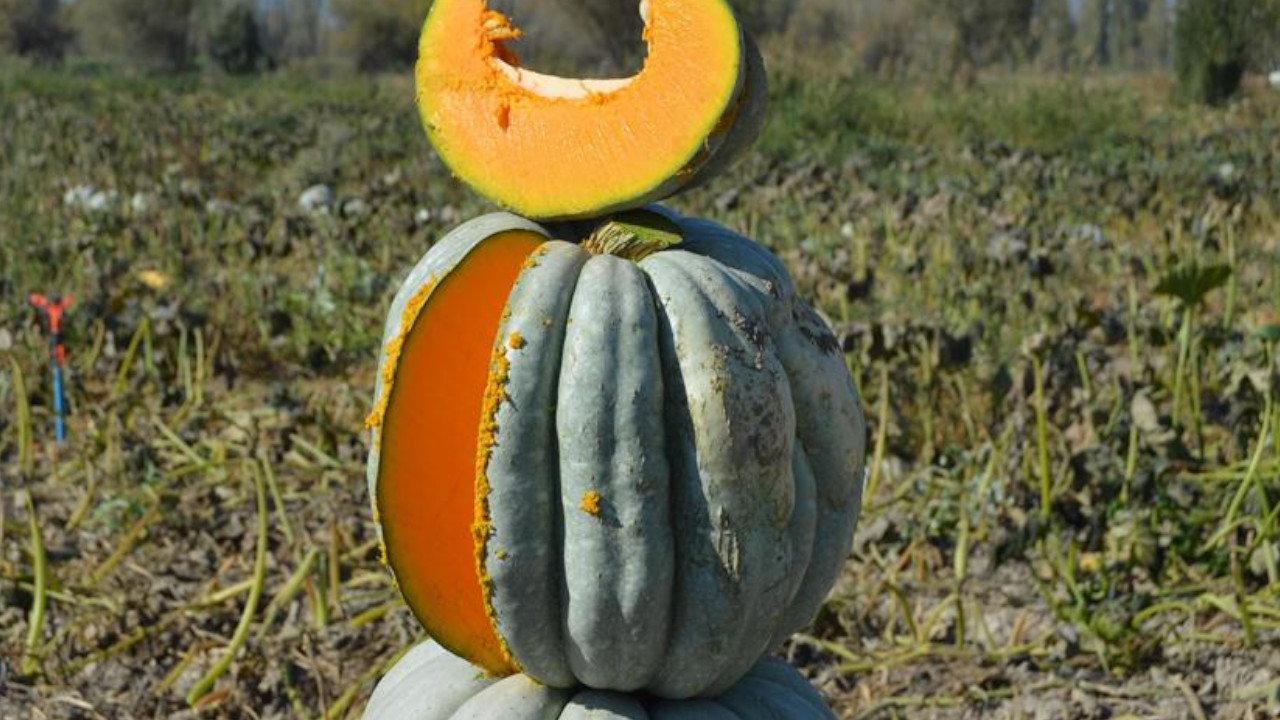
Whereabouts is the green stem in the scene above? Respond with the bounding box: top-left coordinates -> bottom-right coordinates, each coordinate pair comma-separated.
260,458 -> 295,546
9,358 -> 32,477
1126,279 -> 1143,378
1225,224 -> 1238,331
1075,350 -> 1092,398
22,492 -> 48,677
1173,306 -> 1193,431
1122,422 -> 1139,507
1033,354 -> 1053,524
1232,539 -> 1258,649
187,467 -> 269,706
1211,403 -> 1272,549
581,210 -> 684,261
1190,334 -> 1204,459
112,317 -> 152,397
258,549 -> 321,638
864,365 -> 890,508
920,336 -> 936,464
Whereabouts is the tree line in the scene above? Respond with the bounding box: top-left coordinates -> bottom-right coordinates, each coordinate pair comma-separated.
1,0 -> 1276,102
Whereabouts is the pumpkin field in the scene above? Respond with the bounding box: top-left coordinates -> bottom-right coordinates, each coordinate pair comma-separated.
3,57 -> 1280,718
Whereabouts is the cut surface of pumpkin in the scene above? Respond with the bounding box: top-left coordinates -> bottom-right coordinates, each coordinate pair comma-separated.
376,229 -> 545,676
417,0 -> 750,220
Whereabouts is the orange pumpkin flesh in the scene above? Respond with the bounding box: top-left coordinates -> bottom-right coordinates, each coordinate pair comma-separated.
376,230 -> 545,675
417,0 -> 744,220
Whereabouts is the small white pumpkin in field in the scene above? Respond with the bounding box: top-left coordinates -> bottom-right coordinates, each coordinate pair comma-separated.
362,642 -> 837,720
1269,70 -> 1280,88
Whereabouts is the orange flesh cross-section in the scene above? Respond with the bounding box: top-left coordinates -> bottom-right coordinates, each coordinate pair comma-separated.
377,230 -> 545,676
417,0 -> 744,219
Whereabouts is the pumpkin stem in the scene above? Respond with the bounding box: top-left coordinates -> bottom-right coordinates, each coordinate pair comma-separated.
581,210 -> 684,262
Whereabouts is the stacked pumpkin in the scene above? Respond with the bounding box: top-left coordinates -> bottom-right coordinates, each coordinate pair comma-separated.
363,1 -> 867,718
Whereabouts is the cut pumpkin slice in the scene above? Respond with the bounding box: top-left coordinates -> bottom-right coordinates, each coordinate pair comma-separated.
374,228 -> 546,675
416,0 -> 764,221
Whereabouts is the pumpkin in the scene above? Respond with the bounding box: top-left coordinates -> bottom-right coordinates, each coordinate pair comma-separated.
366,208 -> 866,699
363,641 -> 837,720
416,0 -> 767,221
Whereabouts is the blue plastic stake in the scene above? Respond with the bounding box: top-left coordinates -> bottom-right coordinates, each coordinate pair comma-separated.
29,294 -> 73,444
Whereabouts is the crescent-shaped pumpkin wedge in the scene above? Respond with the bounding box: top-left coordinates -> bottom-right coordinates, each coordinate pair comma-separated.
416,0 -> 768,221
366,209 -> 866,699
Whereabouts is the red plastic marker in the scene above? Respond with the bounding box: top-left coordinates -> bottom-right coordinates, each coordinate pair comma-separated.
28,294 -> 73,442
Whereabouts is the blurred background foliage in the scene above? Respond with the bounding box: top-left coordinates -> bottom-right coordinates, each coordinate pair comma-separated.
1,0 -> 1277,102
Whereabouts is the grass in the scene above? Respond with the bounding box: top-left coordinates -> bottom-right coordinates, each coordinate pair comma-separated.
1,55 -> 1279,717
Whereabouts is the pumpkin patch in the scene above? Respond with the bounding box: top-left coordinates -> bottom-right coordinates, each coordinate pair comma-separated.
368,209 -> 866,698
415,0 -> 767,220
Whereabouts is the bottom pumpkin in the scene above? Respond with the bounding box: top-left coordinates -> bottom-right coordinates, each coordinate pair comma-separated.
363,641 -> 836,720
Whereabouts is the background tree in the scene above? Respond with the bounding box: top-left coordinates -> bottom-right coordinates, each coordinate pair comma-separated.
1112,0 -> 1151,66
0,0 -> 74,67
934,0 -> 1037,80
1033,0 -> 1078,71
262,0 -> 325,65
331,0 -> 425,73
72,0 -> 196,73
1139,0 -> 1173,69
208,2 -> 269,75
1175,0 -> 1279,104
1083,0 -> 1113,66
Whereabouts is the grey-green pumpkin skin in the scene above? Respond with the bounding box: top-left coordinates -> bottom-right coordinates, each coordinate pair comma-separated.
362,641 -> 837,720
367,208 -> 866,699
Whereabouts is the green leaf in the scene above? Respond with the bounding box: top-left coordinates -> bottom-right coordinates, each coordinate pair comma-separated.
1256,324 -> 1280,344
1153,263 -> 1232,308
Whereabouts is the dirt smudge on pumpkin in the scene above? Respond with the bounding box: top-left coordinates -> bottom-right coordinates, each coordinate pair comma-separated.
793,306 -> 841,356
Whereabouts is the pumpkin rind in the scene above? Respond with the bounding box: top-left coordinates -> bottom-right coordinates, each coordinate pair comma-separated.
480,240 -> 588,687
449,677 -> 573,720
368,215 -> 550,674
556,255 -> 675,690
361,642 -> 838,720
366,212 -> 550,502
361,643 -> 494,720
369,210 -> 867,699
681,32 -> 770,195
670,217 -> 868,645
639,250 -> 799,698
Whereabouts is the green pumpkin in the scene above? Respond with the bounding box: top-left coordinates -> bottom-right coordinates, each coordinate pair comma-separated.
362,641 -> 837,720
366,208 -> 866,698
